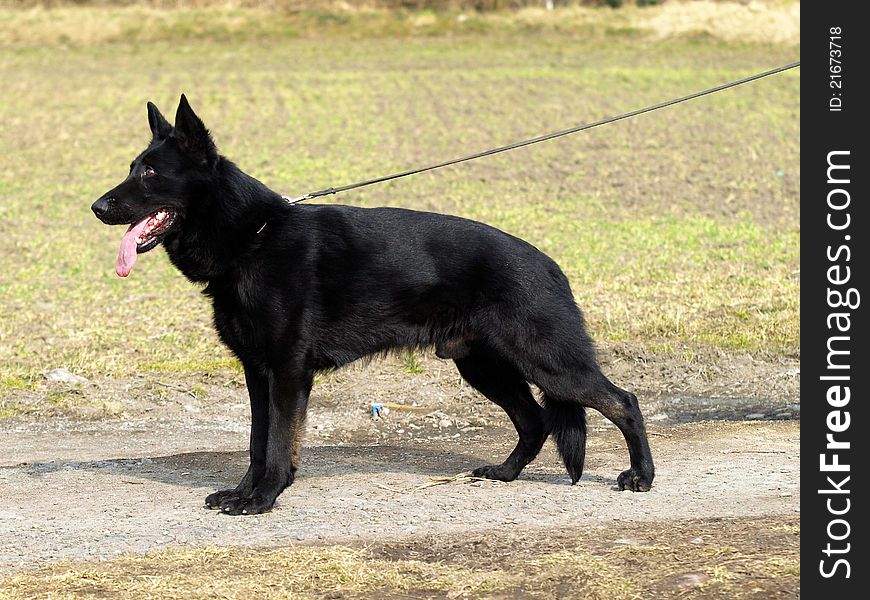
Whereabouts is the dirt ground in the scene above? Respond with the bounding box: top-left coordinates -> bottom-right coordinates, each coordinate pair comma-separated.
0,350 -> 799,596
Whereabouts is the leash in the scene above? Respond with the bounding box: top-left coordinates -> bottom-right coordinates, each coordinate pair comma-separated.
284,60 -> 800,204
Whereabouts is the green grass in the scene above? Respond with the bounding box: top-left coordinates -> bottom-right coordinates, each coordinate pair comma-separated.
398,350 -> 427,374
0,374 -> 34,391
142,358 -> 243,375
0,9 -> 799,382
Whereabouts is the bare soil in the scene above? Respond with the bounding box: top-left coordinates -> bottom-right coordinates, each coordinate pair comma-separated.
1,350 -> 799,597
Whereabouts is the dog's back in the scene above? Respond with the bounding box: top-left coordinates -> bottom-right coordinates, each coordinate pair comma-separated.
261,204 -> 587,371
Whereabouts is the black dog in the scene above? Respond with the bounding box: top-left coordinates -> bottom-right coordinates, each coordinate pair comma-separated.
92,95 -> 654,515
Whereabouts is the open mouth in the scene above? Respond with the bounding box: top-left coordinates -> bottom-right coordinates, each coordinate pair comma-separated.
133,209 -> 176,254
116,208 -> 177,277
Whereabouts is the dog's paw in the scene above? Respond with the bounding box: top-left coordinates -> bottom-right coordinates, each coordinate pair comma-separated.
205,489 -> 241,509
617,468 -> 653,492
472,464 -> 519,482
218,493 -> 275,516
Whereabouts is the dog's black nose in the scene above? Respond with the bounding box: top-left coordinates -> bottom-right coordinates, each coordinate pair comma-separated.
91,197 -> 111,217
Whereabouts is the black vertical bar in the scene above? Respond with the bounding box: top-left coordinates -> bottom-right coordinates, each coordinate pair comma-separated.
802,3 -> 866,594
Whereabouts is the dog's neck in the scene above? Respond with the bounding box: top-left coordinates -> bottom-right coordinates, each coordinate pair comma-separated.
163,158 -> 290,283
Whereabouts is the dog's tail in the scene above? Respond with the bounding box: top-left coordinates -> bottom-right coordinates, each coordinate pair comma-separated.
543,395 -> 587,484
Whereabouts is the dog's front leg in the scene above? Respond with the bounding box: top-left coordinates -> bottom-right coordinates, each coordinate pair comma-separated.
205,363 -> 269,510
218,362 -> 313,515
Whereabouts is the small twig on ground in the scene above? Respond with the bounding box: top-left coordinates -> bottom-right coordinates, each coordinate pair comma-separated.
412,472 -> 487,491
373,473 -> 489,494
378,402 -> 432,413
155,381 -> 198,399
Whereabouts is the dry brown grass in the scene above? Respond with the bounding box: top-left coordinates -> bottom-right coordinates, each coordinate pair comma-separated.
0,1 -> 800,47
0,516 -> 801,599
2,1 -> 675,10
642,0 -> 800,45
0,546 -> 516,599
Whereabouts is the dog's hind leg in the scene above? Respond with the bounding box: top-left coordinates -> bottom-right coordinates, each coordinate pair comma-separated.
205,363 -> 269,509
578,376 -> 655,492
454,352 -> 547,481
523,350 -> 654,490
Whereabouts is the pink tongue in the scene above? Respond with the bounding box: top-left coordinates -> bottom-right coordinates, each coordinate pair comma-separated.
115,218 -> 151,277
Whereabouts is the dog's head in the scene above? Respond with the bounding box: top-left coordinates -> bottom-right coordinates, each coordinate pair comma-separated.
92,94 -> 218,277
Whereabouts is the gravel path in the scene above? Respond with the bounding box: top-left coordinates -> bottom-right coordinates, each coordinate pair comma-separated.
1,408 -> 799,572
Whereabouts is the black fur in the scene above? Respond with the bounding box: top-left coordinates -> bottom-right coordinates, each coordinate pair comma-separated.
92,95 -> 655,515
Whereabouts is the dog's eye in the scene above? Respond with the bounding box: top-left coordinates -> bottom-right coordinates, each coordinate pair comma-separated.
142,165 -> 156,178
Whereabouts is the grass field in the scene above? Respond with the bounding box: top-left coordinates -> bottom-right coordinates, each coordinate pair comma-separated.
0,4 -> 800,595
0,3 -> 799,386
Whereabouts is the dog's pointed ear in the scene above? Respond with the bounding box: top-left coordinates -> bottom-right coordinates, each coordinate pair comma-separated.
147,102 -> 173,140
173,94 -> 217,165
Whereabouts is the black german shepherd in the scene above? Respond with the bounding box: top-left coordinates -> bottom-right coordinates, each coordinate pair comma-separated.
92,95 -> 654,515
